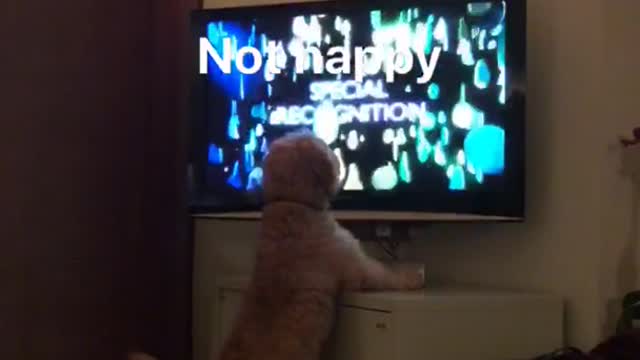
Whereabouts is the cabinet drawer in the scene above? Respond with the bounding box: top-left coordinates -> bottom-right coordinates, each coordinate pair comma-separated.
328,306 -> 393,360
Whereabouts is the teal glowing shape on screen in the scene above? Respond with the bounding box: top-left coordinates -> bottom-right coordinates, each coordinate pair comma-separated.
464,125 -> 505,175
372,162 -> 398,190
438,111 -> 447,125
441,127 -> 450,146
420,112 -> 437,131
399,151 -> 412,183
467,2 -> 493,16
474,59 -> 491,89
424,15 -> 435,54
433,17 -> 449,51
452,84 -> 484,130
228,101 -> 240,140
457,18 -> 475,66
434,141 -> 447,167
448,164 -> 466,190
428,83 -> 440,100
416,128 -> 432,164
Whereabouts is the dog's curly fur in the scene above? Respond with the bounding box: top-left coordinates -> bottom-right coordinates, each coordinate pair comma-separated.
218,131 -> 424,360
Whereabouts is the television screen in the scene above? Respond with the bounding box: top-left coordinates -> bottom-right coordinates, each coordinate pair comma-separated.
188,0 -> 525,220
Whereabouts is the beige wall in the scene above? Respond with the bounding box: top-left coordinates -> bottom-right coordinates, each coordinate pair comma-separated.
195,0 -> 640,354
596,0 -> 640,339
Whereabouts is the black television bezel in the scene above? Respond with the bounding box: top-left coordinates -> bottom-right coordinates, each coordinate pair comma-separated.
187,0 -> 526,221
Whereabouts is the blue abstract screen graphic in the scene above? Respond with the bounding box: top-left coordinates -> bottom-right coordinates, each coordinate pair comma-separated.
192,0 -> 523,215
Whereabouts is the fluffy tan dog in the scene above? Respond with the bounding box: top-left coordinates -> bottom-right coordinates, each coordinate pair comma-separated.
218,131 -> 424,360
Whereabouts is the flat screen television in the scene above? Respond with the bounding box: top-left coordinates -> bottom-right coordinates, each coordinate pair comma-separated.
188,0 -> 526,221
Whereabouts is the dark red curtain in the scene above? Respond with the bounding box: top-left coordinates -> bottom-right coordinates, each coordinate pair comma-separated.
143,0 -> 201,358
1,0 -> 199,359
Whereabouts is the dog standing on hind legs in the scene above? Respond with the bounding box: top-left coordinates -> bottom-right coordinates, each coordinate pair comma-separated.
218,131 -> 424,360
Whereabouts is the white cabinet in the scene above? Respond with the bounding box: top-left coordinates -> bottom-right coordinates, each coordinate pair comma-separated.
212,277 -> 563,360
217,289 -> 245,352
328,306 -> 393,360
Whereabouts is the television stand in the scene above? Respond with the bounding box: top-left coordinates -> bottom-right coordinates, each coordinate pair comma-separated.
210,276 -> 564,360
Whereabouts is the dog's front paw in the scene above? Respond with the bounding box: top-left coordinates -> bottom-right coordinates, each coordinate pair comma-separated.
403,269 -> 425,290
392,264 -> 425,290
